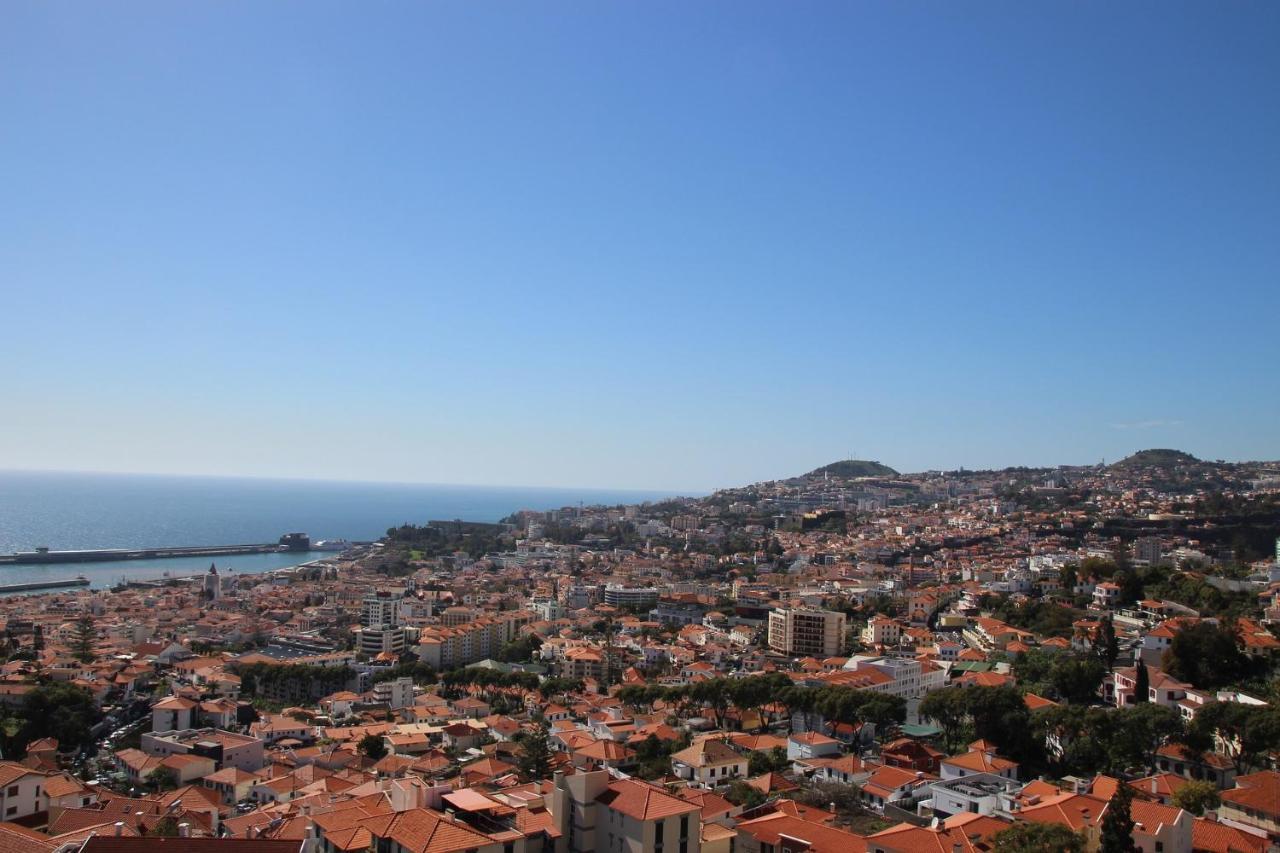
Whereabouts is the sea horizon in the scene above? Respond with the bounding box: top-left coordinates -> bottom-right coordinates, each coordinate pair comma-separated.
0,465 -> 700,498
0,469 -> 690,557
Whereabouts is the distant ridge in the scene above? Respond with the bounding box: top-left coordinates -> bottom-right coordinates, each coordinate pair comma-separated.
806,459 -> 899,478
1111,448 -> 1201,469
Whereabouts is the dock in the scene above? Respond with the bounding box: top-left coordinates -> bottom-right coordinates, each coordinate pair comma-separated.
0,577 -> 91,593
0,533 -> 312,565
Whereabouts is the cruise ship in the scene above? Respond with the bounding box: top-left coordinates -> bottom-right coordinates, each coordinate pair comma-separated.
312,538 -> 354,552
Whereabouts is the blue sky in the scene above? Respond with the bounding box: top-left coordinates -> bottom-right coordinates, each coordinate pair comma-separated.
2,2 -> 1277,492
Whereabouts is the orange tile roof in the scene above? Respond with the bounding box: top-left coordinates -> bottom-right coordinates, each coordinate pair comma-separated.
1221,770 -> 1280,818
737,811 -> 867,853
597,779 -> 700,821
868,812 -> 1010,852
1192,817 -> 1267,853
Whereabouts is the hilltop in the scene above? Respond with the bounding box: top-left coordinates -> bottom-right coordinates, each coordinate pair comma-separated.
1111,448 -> 1202,469
805,459 -> 899,479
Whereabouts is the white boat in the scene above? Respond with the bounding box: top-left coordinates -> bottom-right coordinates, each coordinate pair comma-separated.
311,539 -> 353,552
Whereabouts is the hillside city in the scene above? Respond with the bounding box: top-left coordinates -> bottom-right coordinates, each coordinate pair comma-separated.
3,449 -> 1280,853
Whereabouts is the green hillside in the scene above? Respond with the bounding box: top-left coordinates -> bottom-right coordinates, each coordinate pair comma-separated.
807,460 -> 899,478
1112,449 -> 1201,468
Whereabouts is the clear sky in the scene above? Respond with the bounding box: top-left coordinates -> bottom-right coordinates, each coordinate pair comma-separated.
2,3 -> 1278,492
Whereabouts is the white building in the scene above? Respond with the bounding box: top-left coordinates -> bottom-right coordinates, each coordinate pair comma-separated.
373,676 -> 414,710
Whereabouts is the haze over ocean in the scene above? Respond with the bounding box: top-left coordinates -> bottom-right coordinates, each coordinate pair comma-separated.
0,469 -> 680,554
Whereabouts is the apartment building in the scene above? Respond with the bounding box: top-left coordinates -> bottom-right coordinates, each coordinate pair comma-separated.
362,590 -> 403,629
549,769 -> 702,853
861,615 -> 904,647
373,676 -> 415,710
358,590 -> 408,656
768,608 -> 847,657
603,585 -> 660,610
415,612 -> 532,670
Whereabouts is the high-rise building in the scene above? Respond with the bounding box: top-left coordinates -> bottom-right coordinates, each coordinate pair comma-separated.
362,590 -> 403,629
768,607 -> 847,657
1133,537 -> 1163,566
360,590 -> 406,656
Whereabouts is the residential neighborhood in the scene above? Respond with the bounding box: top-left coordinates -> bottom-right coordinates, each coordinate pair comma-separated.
1,452 -> 1280,852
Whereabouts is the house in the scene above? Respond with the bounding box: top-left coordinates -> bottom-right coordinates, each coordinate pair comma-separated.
1018,790 -> 1194,853
867,812 -> 1009,853
0,762 -> 51,821
201,766 -> 257,805
1218,770 -> 1280,839
441,722 -> 484,752
248,714 -> 313,745
574,739 -> 637,772
150,696 -> 198,732
671,739 -> 747,787
735,809 -> 870,853
1154,744 -> 1236,789
939,743 -> 1018,781
451,696 -> 491,719
787,731 -> 841,761
1093,582 -> 1122,609
1110,666 -> 1193,709
924,771 -> 1021,818
42,772 -> 98,814
880,738 -> 944,774
861,765 -> 932,813
809,754 -> 870,787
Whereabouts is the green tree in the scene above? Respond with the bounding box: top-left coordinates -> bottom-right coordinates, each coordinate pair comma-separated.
1096,617 -> 1119,671
748,746 -> 790,776
1114,568 -> 1144,607
1100,783 -> 1136,853
1058,564 -> 1078,596
358,733 -> 387,761
1171,780 -> 1220,816
1189,702 -> 1280,773
1050,656 -> 1107,705
1109,704 -> 1182,773
919,688 -> 971,754
516,722 -> 554,781
1163,621 -> 1250,690
497,635 -> 543,663
992,821 -> 1086,853
18,683 -> 100,752
1132,659 -> 1149,703
146,766 -> 179,792
725,779 -> 766,809
72,615 -> 97,664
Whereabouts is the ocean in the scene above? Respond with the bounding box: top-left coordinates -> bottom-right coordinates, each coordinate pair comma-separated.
0,470 -> 681,589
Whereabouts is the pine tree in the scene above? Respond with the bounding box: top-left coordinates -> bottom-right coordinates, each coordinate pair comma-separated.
72,615 -> 97,664
1100,782 -> 1136,853
517,722 -> 554,781
1133,658 -> 1149,704
1097,616 -> 1119,671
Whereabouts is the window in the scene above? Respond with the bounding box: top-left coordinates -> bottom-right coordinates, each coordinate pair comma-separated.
5,786 -> 15,797
679,815 -> 689,853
